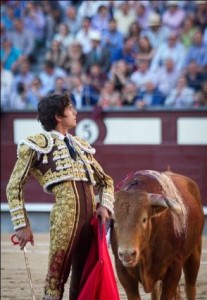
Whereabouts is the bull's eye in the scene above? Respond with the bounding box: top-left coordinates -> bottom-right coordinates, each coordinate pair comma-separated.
143,217 -> 147,224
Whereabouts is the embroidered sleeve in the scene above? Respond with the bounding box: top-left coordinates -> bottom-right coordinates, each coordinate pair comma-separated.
91,158 -> 115,215
6,144 -> 36,230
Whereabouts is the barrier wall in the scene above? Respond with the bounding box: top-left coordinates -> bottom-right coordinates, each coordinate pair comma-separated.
1,108 -> 207,211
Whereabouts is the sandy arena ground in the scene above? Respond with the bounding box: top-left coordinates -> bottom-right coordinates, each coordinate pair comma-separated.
1,234 -> 207,300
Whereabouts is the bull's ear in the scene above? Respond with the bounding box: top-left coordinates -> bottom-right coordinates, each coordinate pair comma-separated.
148,193 -> 182,214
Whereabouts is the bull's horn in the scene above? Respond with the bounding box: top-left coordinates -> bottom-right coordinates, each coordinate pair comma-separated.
148,193 -> 182,214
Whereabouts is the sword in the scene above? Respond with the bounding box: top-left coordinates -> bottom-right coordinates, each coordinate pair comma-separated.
11,234 -> 36,300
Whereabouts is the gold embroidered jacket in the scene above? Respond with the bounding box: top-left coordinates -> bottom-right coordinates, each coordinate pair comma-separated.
6,132 -> 114,230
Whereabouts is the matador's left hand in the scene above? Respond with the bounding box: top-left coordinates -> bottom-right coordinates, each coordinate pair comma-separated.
96,205 -> 109,224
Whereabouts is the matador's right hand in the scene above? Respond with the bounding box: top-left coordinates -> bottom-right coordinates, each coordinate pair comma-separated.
16,226 -> 34,250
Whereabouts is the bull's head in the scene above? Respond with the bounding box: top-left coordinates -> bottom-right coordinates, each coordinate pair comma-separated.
112,190 -> 181,268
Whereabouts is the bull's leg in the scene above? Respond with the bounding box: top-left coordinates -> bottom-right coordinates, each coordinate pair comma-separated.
183,238 -> 202,300
151,281 -> 162,300
115,260 -> 140,300
160,263 -> 182,300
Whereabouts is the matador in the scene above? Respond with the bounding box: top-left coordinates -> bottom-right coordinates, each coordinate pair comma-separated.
6,93 -> 114,300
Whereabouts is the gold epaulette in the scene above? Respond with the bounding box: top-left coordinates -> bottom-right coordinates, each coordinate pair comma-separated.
17,132 -> 54,156
73,136 -> 96,154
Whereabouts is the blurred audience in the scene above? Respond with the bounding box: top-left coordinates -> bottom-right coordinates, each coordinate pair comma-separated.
1,0 -> 207,111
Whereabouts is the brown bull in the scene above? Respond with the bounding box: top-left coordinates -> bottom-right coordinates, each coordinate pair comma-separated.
110,170 -> 205,300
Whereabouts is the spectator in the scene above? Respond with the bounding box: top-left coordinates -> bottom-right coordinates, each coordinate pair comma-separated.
63,5 -> 81,36
8,18 -> 35,62
1,5 -> 16,31
185,30 -> 207,71
84,31 -> 111,74
23,1 -> 46,48
10,81 -> 31,110
6,0 -> 26,19
70,75 -> 98,108
85,63 -> 106,98
114,1 -> 136,37
0,22 -> 7,45
135,1 -> 152,30
142,12 -> 169,49
101,18 -> 124,64
164,75 -> 195,108
75,17 -> 95,54
60,41 -> 85,74
131,59 -> 156,92
194,0 -> 207,32
121,81 -> 139,106
119,37 -> 137,74
185,60 -> 206,92
91,4 -> 110,34
42,0 -> 63,25
150,31 -> 186,72
41,1 -> 57,49
156,57 -> 180,97
12,59 -> 34,93
77,0 -> 100,20
45,40 -> 63,68
39,60 -> 66,96
53,23 -> 74,51
194,80 -> 207,107
49,76 -> 69,94
136,35 -> 155,64
1,60 -> 14,110
136,80 -> 165,108
204,27 -> 207,45
0,36 -> 22,71
180,15 -> 198,49
68,61 -> 85,79
26,77 -> 44,110
98,80 -> 122,108
109,60 -> 129,93
127,21 -> 142,52
162,0 -> 186,34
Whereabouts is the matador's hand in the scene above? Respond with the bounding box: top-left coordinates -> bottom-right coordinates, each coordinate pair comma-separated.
16,226 -> 34,250
96,205 -> 109,224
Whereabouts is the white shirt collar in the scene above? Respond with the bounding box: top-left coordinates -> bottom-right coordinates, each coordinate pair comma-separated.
50,130 -> 70,140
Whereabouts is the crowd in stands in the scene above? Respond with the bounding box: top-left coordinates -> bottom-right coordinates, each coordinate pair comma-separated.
1,0 -> 207,111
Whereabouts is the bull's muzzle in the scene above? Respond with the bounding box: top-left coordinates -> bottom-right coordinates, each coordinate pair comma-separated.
118,248 -> 138,267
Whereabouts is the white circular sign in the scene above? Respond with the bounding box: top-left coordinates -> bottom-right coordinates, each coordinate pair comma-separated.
75,118 -> 99,144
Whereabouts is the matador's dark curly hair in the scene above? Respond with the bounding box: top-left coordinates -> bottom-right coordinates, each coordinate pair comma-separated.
37,93 -> 72,131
